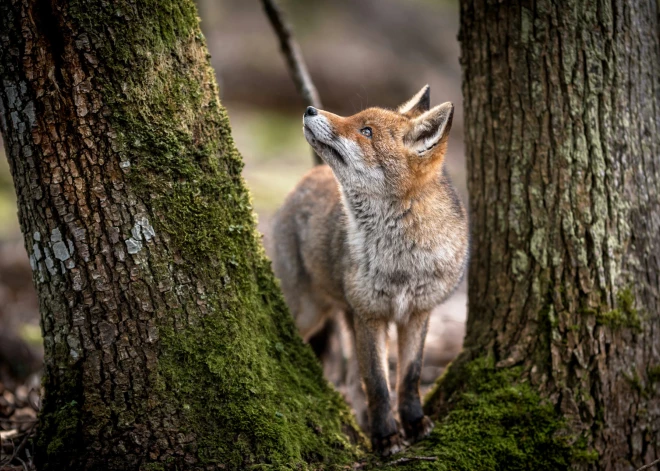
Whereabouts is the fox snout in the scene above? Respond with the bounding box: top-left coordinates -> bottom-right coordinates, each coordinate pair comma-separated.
303,108 -> 353,168
303,109 -> 334,143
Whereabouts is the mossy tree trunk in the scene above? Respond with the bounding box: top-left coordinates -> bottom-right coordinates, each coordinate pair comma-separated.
426,0 -> 660,469
0,0 -> 361,469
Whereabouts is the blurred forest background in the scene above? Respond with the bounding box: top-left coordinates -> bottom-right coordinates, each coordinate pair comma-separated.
0,0 -> 465,408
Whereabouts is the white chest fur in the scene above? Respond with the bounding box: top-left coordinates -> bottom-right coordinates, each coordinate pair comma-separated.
341,191 -> 463,323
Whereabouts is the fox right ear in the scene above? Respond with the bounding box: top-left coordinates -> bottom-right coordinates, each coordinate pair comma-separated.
404,102 -> 454,156
398,85 -> 431,116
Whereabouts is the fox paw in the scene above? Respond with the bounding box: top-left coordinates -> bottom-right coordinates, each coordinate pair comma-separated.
403,415 -> 434,443
372,432 -> 404,457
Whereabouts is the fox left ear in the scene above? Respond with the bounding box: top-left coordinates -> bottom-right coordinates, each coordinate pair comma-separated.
404,102 -> 454,156
398,85 -> 431,116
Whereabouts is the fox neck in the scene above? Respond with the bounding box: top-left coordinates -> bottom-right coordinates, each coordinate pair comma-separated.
339,181 -> 442,258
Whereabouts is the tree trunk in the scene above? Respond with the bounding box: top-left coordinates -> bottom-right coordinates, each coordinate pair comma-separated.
425,0 -> 660,469
0,0 -> 361,469
3,0 -> 659,469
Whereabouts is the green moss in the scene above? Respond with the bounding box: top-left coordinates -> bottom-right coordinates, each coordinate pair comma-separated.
52,1 -> 364,469
35,331 -> 87,470
44,401 -> 80,456
584,288 -> 642,331
648,365 -> 660,385
391,358 -> 594,471
155,273 -> 364,469
627,370 -> 645,395
535,300 -> 555,370
38,400 -> 82,465
570,439 -> 600,463
626,365 -> 660,400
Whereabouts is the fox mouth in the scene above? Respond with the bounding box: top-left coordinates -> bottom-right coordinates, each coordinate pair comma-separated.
314,140 -> 346,165
304,127 -> 346,165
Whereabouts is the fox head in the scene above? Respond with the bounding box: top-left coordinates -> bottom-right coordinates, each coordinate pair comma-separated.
303,85 -> 453,198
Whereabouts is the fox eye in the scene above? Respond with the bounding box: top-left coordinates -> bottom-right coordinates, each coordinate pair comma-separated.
360,127 -> 372,138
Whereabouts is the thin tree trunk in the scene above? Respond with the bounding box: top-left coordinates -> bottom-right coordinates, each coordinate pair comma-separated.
0,0 -> 361,469
426,0 -> 660,469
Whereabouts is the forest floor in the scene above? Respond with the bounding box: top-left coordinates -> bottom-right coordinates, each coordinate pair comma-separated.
0,379 -> 39,471
0,240 -> 41,471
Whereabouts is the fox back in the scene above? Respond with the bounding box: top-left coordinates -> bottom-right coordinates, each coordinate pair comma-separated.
272,85 -> 469,456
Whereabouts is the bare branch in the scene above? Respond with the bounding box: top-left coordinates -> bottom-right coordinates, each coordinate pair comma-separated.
637,458 -> 660,471
260,0 -> 323,165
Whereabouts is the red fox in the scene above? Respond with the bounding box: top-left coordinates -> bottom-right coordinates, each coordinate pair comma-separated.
272,85 -> 469,456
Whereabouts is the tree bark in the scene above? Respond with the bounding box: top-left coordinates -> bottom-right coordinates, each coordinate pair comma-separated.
0,0 -> 361,469
3,0 -> 659,469
426,0 -> 660,469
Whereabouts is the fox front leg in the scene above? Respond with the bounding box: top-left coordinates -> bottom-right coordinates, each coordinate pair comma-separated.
397,311 -> 434,443
354,316 -> 403,456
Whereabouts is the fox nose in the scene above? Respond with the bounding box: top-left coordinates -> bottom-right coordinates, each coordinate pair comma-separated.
305,106 -> 318,117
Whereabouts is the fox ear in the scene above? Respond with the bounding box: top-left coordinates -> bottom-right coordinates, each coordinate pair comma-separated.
404,102 -> 454,156
398,85 -> 431,116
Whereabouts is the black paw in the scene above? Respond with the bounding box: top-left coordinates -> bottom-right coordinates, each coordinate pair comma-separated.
372,432 -> 404,457
402,415 -> 434,443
